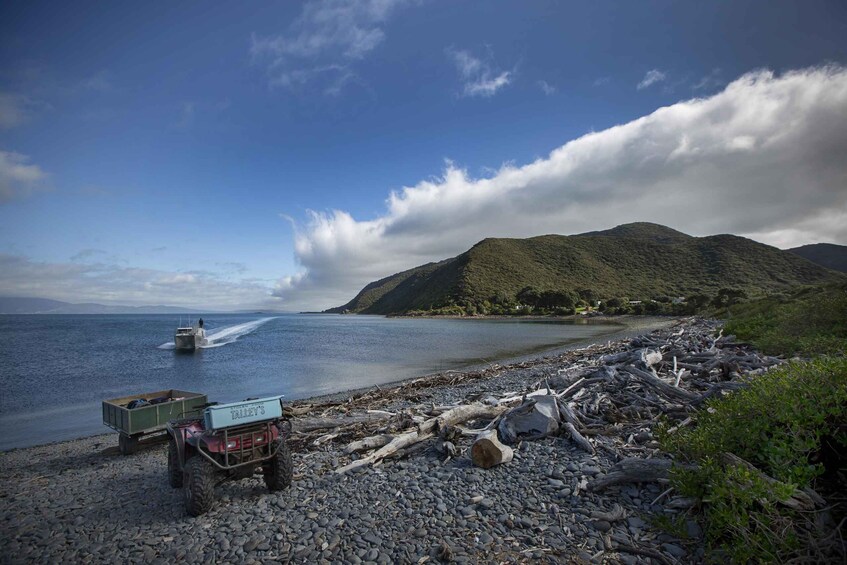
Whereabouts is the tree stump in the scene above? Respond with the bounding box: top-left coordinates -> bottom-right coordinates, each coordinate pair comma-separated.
471,429 -> 513,469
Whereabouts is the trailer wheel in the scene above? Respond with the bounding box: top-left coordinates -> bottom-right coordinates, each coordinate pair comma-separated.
167,439 -> 182,488
264,440 -> 293,492
118,433 -> 138,455
184,456 -> 216,516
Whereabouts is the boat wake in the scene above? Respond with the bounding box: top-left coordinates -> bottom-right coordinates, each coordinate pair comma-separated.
158,317 -> 276,350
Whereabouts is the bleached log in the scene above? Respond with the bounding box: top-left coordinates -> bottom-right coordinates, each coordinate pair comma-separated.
471,429 -> 514,469
564,422 -> 595,454
336,403 -> 507,473
621,365 -> 700,403
721,452 -> 820,511
343,434 -> 394,454
294,412 -> 393,433
588,458 -> 677,491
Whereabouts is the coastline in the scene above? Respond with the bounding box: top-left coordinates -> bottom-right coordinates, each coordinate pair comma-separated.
295,315 -> 675,407
1,315 -> 707,563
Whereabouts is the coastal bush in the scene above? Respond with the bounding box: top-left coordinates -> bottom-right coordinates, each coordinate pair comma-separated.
722,283 -> 847,356
660,358 -> 847,562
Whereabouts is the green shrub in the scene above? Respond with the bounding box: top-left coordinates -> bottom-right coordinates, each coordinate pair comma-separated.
660,358 -> 847,562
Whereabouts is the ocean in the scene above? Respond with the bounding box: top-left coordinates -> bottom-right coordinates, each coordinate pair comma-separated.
0,314 -> 622,450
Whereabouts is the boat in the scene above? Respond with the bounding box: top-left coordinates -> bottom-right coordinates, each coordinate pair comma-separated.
174,318 -> 208,350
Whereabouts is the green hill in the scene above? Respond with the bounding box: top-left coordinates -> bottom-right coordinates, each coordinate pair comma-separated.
327,223 -> 845,315
788,243 -> 847,273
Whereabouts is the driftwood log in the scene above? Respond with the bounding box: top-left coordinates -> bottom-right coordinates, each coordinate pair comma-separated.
336,403 -> 507,473
471,429 -> 514,469
589,458 -> 678,491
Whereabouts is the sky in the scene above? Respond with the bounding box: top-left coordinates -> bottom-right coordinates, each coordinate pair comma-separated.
1,1 -> 846,311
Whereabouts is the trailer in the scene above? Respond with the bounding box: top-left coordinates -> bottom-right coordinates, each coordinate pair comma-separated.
102,389 -> 208,455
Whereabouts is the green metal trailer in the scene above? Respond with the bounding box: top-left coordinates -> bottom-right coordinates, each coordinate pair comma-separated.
102,389 -> 207,455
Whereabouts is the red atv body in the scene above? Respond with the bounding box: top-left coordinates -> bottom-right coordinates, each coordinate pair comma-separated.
166,397 -> 293,516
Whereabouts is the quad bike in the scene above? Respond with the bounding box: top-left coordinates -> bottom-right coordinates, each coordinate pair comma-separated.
166,396 -> 293,516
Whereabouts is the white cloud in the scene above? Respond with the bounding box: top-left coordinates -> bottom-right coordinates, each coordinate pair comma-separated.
447,48 -> 513,98
538,80 -> 556,95
637,69 -> 667,90
0,254 -> 283,311
251,0 -> 411,93
0,150 -> 49,203
276,65 -> 847,311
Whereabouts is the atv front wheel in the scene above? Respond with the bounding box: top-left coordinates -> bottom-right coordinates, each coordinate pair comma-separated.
184,456 -> 216,516
167,439 -> 182,488
264,440 -> 293,492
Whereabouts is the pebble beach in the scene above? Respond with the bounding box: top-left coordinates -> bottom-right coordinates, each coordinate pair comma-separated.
1,317 -> 704,564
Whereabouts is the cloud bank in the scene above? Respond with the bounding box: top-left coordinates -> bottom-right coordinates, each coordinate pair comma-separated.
277,66 -> 847,311
0,254 -> 281,311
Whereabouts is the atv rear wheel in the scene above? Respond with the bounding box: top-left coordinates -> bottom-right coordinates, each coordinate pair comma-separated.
184,456 -> 216,516
264,440 -> 293,492
167,439 -> 182,488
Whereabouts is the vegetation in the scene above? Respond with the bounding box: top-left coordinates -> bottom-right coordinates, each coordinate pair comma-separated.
326,223 -> 843,315
720,282 -> 847,356
658,285 -> 847,562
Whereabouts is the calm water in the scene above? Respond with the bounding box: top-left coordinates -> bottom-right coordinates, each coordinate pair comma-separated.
0,314 -> 621,450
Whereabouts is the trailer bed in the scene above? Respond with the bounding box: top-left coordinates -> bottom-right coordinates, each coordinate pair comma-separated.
103,389 -> 207,454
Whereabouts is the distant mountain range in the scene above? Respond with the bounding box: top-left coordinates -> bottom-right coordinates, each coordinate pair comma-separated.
327,222 -> 845,315
0,297 -> 209,315
788,243 -> 847,273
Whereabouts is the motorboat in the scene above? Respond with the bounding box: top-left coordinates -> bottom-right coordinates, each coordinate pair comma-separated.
174,318 -> 208,350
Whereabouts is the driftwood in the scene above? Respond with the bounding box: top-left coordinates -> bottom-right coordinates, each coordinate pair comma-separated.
343,434 -> 394,454
294,412 -> 394,433
621,365 -> 700,403
278,315 -> 784,516
336,403 -> 507,473
589,458 -> 677,491
471,429 -> 514,469
720,452 -> 822,511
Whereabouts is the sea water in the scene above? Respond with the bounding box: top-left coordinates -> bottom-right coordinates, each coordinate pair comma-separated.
0,314 -> 621,450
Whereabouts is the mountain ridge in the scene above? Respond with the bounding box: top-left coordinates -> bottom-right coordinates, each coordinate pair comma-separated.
0,296 -> 215,315
788,243 -> 847,273
327,223 -> 844,315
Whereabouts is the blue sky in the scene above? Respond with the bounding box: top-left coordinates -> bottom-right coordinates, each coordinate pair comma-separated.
2,1 -> 847,310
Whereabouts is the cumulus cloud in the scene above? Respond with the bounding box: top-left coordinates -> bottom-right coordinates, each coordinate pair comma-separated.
0,254 -> 283,311
251,0 -> 411,93
276,66 -> 847,311
0,150 -> 49,203
637,69 -> 667,90
447,48 -> 513,97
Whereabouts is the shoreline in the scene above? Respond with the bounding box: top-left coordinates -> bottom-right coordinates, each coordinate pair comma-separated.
1,315 -> 674,455
2,315 -> 704,563
295,315 -> 675,407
